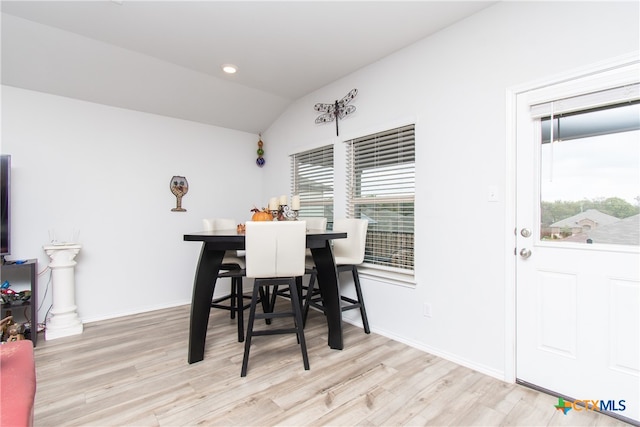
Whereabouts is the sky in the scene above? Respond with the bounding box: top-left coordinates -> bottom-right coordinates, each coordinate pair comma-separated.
540,130 -> 639,206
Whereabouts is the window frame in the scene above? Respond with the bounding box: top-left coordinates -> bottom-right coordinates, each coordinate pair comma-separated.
345,124 -> 416,278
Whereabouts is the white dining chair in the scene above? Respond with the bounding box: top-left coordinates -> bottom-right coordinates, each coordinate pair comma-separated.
298,216 -> 328,264
202,218 -> 248,342
202,218 -> 245,265
298,216 -> 328,232
269,217 -> 327,310
303,218 -> 370,334
241,220 -> 309,377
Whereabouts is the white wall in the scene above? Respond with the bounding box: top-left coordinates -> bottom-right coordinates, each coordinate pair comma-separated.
1,86 -> 263,323
261,1 -> 640,379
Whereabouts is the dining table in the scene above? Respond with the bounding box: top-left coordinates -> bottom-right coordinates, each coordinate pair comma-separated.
183,227 -> 347,364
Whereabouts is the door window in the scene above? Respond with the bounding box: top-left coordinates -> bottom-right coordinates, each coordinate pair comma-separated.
539,102 -> 640,245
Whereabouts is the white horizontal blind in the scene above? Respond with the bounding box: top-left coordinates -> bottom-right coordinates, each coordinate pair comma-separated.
346,124 -> 415,271
530,83 -> 639,118
290,145 -> 334,220
540,101 -> 639,144
533,83 -> 640,144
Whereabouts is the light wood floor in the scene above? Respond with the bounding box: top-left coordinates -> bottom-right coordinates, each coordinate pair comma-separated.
32,303 -> 631,426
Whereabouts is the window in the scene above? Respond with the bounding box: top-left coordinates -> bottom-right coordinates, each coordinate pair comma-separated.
346,124 -> 415,271
290,145 -> 334,221
533,84 -> 640,246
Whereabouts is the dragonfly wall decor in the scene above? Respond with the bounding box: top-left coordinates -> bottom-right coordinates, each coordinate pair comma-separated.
314,88 -> 358,136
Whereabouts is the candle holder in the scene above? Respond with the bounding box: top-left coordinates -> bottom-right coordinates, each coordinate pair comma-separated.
270,204 -> 299,221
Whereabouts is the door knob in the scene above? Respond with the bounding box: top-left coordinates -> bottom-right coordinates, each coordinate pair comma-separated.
520,228 -> 532,238
519,248 -> 532,259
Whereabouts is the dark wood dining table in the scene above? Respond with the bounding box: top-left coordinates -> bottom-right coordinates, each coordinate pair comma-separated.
183,228 -> 347,364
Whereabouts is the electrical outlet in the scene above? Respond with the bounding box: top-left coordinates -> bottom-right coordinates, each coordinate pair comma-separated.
423,303 -> 432,318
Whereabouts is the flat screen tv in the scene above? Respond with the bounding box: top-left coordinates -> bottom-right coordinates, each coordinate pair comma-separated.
1,154 -> 11,260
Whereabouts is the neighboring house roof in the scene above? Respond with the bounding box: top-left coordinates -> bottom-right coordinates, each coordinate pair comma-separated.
586,214 -> 640,245
561,214 -> 639,245
550,209 -> 620,228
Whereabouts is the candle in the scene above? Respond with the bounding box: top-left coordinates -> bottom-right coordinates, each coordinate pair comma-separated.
269,197 -> 278,210
291,195 -> 300,210
279,194 -> 287,206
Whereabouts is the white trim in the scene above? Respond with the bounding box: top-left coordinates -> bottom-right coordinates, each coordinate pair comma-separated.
338,115 -> 418,143
80,299 -> 192,324
534,240 -> 640,255
358,266 -> 416,287
504,52 -> 640,386
504,88 -> 518,384
287,137 -> 337,158
365,322 -> 507,382
287,115 -> 419,157
508,52 -> 640,98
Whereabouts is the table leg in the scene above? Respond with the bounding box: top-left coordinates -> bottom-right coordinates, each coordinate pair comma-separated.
311,241 -> 344,350
188,243 -> 225,364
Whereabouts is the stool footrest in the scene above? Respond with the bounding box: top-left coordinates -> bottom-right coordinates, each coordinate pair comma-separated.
252,328 -> 299,336
255,312 -> 294,320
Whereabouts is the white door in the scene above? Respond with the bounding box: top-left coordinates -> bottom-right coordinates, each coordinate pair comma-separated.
515,60 -> 640,424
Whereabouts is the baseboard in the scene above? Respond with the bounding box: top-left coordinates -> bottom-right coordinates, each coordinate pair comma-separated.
343,317 -> 507,383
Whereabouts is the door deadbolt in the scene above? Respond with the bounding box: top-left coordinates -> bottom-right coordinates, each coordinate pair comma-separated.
520,228 -> 532,238
519,248 -> 532,259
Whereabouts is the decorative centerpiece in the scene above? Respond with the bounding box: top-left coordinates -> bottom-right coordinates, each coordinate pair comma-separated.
267,195 -> 300,221
250,207 -> 273,221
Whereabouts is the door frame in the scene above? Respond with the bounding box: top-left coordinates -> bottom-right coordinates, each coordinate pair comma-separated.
503,52 -> 640,384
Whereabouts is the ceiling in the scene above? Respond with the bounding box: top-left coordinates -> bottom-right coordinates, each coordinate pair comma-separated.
1,1 -> 496,134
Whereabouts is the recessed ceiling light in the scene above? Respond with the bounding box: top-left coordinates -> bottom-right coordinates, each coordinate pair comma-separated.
222,64 -> 238,74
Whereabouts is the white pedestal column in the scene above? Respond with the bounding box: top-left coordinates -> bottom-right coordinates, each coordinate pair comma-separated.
43,244 -> 83,340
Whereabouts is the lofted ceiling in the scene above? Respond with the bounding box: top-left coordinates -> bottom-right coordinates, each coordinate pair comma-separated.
1,1 -> 496,134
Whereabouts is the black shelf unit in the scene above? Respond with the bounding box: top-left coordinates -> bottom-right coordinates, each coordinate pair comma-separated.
1,258 -> 38,346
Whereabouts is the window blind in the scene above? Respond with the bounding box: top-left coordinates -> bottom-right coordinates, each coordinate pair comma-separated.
530,83 -> 639,118
290,145 -> 334,219
346,124 -> 415,271
540,101 -> 640,144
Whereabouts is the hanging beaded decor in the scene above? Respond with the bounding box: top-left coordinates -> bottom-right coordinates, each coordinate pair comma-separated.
256,134 -> 265,167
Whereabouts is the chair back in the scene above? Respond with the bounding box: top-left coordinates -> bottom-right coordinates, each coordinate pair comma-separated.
202,218 -> 215,231
202,218 -> 245,263
245,221 -> 306,278
298,217 -> 327,231
202,218 -> 236,231
332,218 -> 368,265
